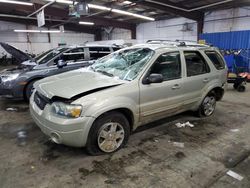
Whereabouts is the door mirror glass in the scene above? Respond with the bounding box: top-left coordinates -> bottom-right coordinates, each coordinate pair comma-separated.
148,73 -> 163,84
57,59 -> 67,68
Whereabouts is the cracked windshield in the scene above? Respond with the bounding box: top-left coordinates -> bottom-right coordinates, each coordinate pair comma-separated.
91,48 -> 154,81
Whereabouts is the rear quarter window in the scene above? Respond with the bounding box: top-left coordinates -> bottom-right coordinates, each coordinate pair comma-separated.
205,51 -> 225,70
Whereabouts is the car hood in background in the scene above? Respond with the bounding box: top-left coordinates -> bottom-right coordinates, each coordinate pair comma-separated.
34,69 -> 126,99
0,42 -> 31,62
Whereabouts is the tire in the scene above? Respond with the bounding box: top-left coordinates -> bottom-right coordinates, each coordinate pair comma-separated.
196,92 -> 216,117
86,112 -> 130,155
237,85 -> 245,92
233,83 -> 239,90
24,80 -> 37,101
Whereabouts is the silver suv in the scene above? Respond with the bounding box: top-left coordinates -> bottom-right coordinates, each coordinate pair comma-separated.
30,41 -> 227,155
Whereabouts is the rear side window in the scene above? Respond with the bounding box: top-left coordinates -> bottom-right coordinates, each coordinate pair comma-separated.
61,48 -> 85,62
184,51 -> 210,77
205,51 -> 225,70
89,47 -> 111,60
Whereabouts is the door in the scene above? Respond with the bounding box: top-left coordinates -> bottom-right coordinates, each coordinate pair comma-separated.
46,48 -> 89,76
57,47 -> 88,66
139,51 -> 186,124
180,50 -> 211,109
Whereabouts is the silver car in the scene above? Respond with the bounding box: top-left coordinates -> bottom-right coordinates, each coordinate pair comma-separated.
30,41 -> 227,155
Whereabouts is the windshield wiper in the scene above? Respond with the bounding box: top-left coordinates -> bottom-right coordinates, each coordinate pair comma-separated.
96,70 -> 114,77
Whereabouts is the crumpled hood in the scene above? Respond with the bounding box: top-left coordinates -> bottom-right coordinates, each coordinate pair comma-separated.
34,69 -> 126,99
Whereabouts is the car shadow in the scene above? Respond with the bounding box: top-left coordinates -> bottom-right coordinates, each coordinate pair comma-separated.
134,111 -> 197,134
39,111 -> 197,158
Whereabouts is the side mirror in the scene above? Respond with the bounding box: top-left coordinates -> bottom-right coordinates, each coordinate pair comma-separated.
146,73 -> 163,84
57,60 -> 67,68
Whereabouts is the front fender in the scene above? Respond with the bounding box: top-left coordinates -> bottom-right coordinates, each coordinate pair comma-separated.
81,96 -> 140,129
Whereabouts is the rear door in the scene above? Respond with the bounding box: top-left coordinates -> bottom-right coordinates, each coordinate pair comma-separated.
139,51 -> 186,124
180,50 -> 212,108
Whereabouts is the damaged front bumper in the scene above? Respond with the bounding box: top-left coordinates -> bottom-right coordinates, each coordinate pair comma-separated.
29,93 -> 96,147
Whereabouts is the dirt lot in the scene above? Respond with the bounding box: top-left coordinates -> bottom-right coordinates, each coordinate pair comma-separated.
0,83 -> 250,188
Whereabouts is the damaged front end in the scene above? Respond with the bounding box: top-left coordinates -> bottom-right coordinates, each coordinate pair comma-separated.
32,83 -> 122,119
0,68 -> 28,99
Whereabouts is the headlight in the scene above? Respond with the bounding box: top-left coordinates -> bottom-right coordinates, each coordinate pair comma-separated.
1,73 -> 20,82
51,102 -> 82,118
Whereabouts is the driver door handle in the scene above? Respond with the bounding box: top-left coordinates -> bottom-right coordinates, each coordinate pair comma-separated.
203,78 -> 209,83
172,84 -> 181,90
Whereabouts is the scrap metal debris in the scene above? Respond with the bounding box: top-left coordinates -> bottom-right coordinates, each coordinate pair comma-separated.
226,170 -> 244,181
175,121 -> 194,128
173,142 -> 185,148
17,131 -> 27,146
6,107 -> 18,112
230,129 -> 240,132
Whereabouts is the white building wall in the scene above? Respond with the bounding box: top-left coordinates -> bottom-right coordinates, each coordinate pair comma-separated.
136,17 -> 197,43
136,7 -> 250,42
0,21 -> 94,56
102,28 -> 131,40
110,28 -> 131,40
203,7 -> 250,33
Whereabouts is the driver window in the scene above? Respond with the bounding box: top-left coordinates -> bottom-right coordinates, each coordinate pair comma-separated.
53,48 -> 85,65
62,48 -> 85,63
150,51 -> 181,81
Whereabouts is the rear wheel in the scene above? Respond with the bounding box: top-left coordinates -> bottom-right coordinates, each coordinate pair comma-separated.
86,112 -> 130,155
197,92 -> 216,117
237,85 -> 246,92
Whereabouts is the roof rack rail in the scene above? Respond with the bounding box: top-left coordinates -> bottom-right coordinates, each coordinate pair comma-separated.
146,39 -> 209,48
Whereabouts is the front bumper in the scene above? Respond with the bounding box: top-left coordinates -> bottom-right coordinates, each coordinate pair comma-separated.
30,94 -> 95,147
0,80 -> 24,99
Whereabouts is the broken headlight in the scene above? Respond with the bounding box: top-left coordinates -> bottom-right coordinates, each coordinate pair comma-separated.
51,102 -> 82,118
1,73 -> 20,82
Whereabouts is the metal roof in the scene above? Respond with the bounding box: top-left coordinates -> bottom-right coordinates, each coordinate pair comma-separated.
0,0 -> 249,35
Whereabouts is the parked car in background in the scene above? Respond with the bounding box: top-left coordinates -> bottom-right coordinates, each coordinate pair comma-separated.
30,41 -> 227,155
0,42 -> 120,100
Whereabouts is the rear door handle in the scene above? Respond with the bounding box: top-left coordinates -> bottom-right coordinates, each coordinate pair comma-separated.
203,78 -> 209,83
172,84 -> 181,90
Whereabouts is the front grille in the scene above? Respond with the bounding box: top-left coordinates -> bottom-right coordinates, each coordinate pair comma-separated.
34,92 -> 50,110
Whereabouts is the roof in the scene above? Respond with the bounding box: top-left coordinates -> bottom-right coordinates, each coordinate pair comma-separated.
65,44 -> 121,48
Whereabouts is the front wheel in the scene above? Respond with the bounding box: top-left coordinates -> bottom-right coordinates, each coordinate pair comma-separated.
197,92 -> 216,117
24,80 -> 37,101
86,112 -> 130,155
